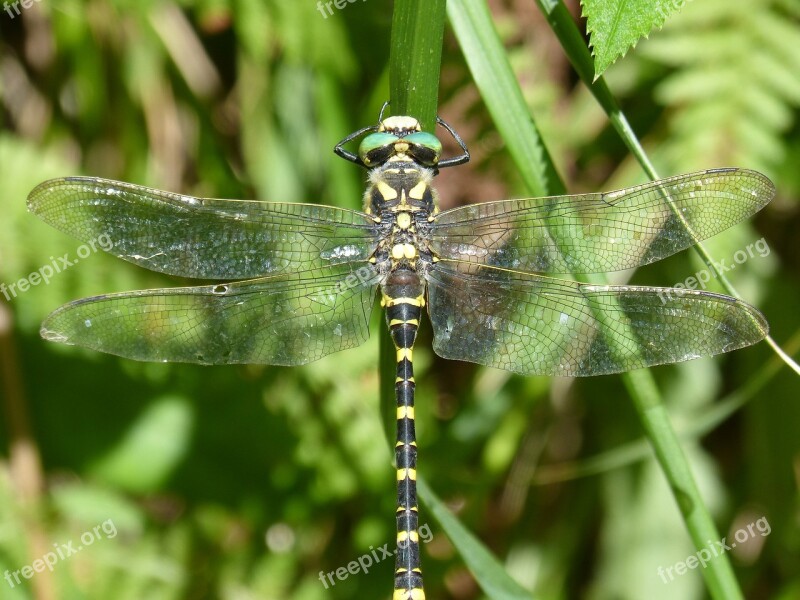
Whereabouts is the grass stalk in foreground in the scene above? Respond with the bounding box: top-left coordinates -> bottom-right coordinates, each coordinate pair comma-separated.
449,0 -> 745,597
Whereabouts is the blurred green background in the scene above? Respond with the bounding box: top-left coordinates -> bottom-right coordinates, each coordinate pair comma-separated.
1,1 -> 798,599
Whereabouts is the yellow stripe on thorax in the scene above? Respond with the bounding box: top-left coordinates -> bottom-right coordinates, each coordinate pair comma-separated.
391,243 -> 418,260
408,180 -> 427,200
376,181 -> 398,200
396,212 -> 412,230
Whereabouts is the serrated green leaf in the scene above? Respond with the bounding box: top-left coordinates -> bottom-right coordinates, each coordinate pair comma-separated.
582,0 -> 689,76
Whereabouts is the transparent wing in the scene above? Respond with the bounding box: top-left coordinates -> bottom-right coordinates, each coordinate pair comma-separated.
41,263 -> 381,365
429,169 -> 774,274
28,177 -> 380,279
425,260 -> 768,377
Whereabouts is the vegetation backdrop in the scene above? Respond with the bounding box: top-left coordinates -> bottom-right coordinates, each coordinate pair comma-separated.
0,1 -> 798,599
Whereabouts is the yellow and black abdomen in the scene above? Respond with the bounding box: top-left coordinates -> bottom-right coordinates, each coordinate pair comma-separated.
366,152 -> 437,599
382,268 -> 426,599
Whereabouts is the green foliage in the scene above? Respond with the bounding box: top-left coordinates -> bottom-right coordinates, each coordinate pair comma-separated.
449,0 -> 564,197
0,0 -> 797,599
418,477 -> 531,599
636,0 -> 800,174
582,0 -> 689,76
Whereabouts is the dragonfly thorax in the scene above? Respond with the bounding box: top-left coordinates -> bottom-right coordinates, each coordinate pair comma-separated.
364,158 -> 438,215
365,158 -> 439,277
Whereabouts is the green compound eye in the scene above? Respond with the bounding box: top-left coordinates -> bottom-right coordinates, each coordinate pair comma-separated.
404,131 -> 442,166
358,132 -> 399,166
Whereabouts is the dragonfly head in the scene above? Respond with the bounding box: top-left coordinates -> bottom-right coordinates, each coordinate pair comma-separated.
358,116 -> 443,169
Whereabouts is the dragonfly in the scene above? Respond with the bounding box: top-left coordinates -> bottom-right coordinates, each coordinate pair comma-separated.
28,112 -> 774,600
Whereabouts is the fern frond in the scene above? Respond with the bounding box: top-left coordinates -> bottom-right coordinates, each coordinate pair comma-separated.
637,0 -> 800,173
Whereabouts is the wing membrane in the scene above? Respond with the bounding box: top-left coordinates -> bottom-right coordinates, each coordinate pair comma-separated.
429,169 -> 774,274
28,177 -> 380,279
425,260 -> 768,377
41,264 -> 381,365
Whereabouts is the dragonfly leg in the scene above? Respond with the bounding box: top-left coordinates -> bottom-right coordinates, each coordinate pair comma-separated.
333,124 -> 378,167
435,116 -> 470,169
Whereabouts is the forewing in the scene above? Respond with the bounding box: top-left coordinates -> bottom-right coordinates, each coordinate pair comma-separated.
425,260 -> 768,377
429,169 -> 774,274
28,177 -> 379,279
41,263 -> 381,365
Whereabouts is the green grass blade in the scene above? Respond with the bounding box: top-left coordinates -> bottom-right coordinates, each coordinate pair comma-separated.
536,0 -> 800,377
418,477 -> 532,600
620,371 -> 744,600
535,0 -> 661,178
452,1 -> 745,598
447,0 -> 565,197
390,0 -> 447,129
535,327 -> 800,485
388,3 -> 538,597
533,1 -> 762,596
382,0 -> 449,448
383,0 -> 447,444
